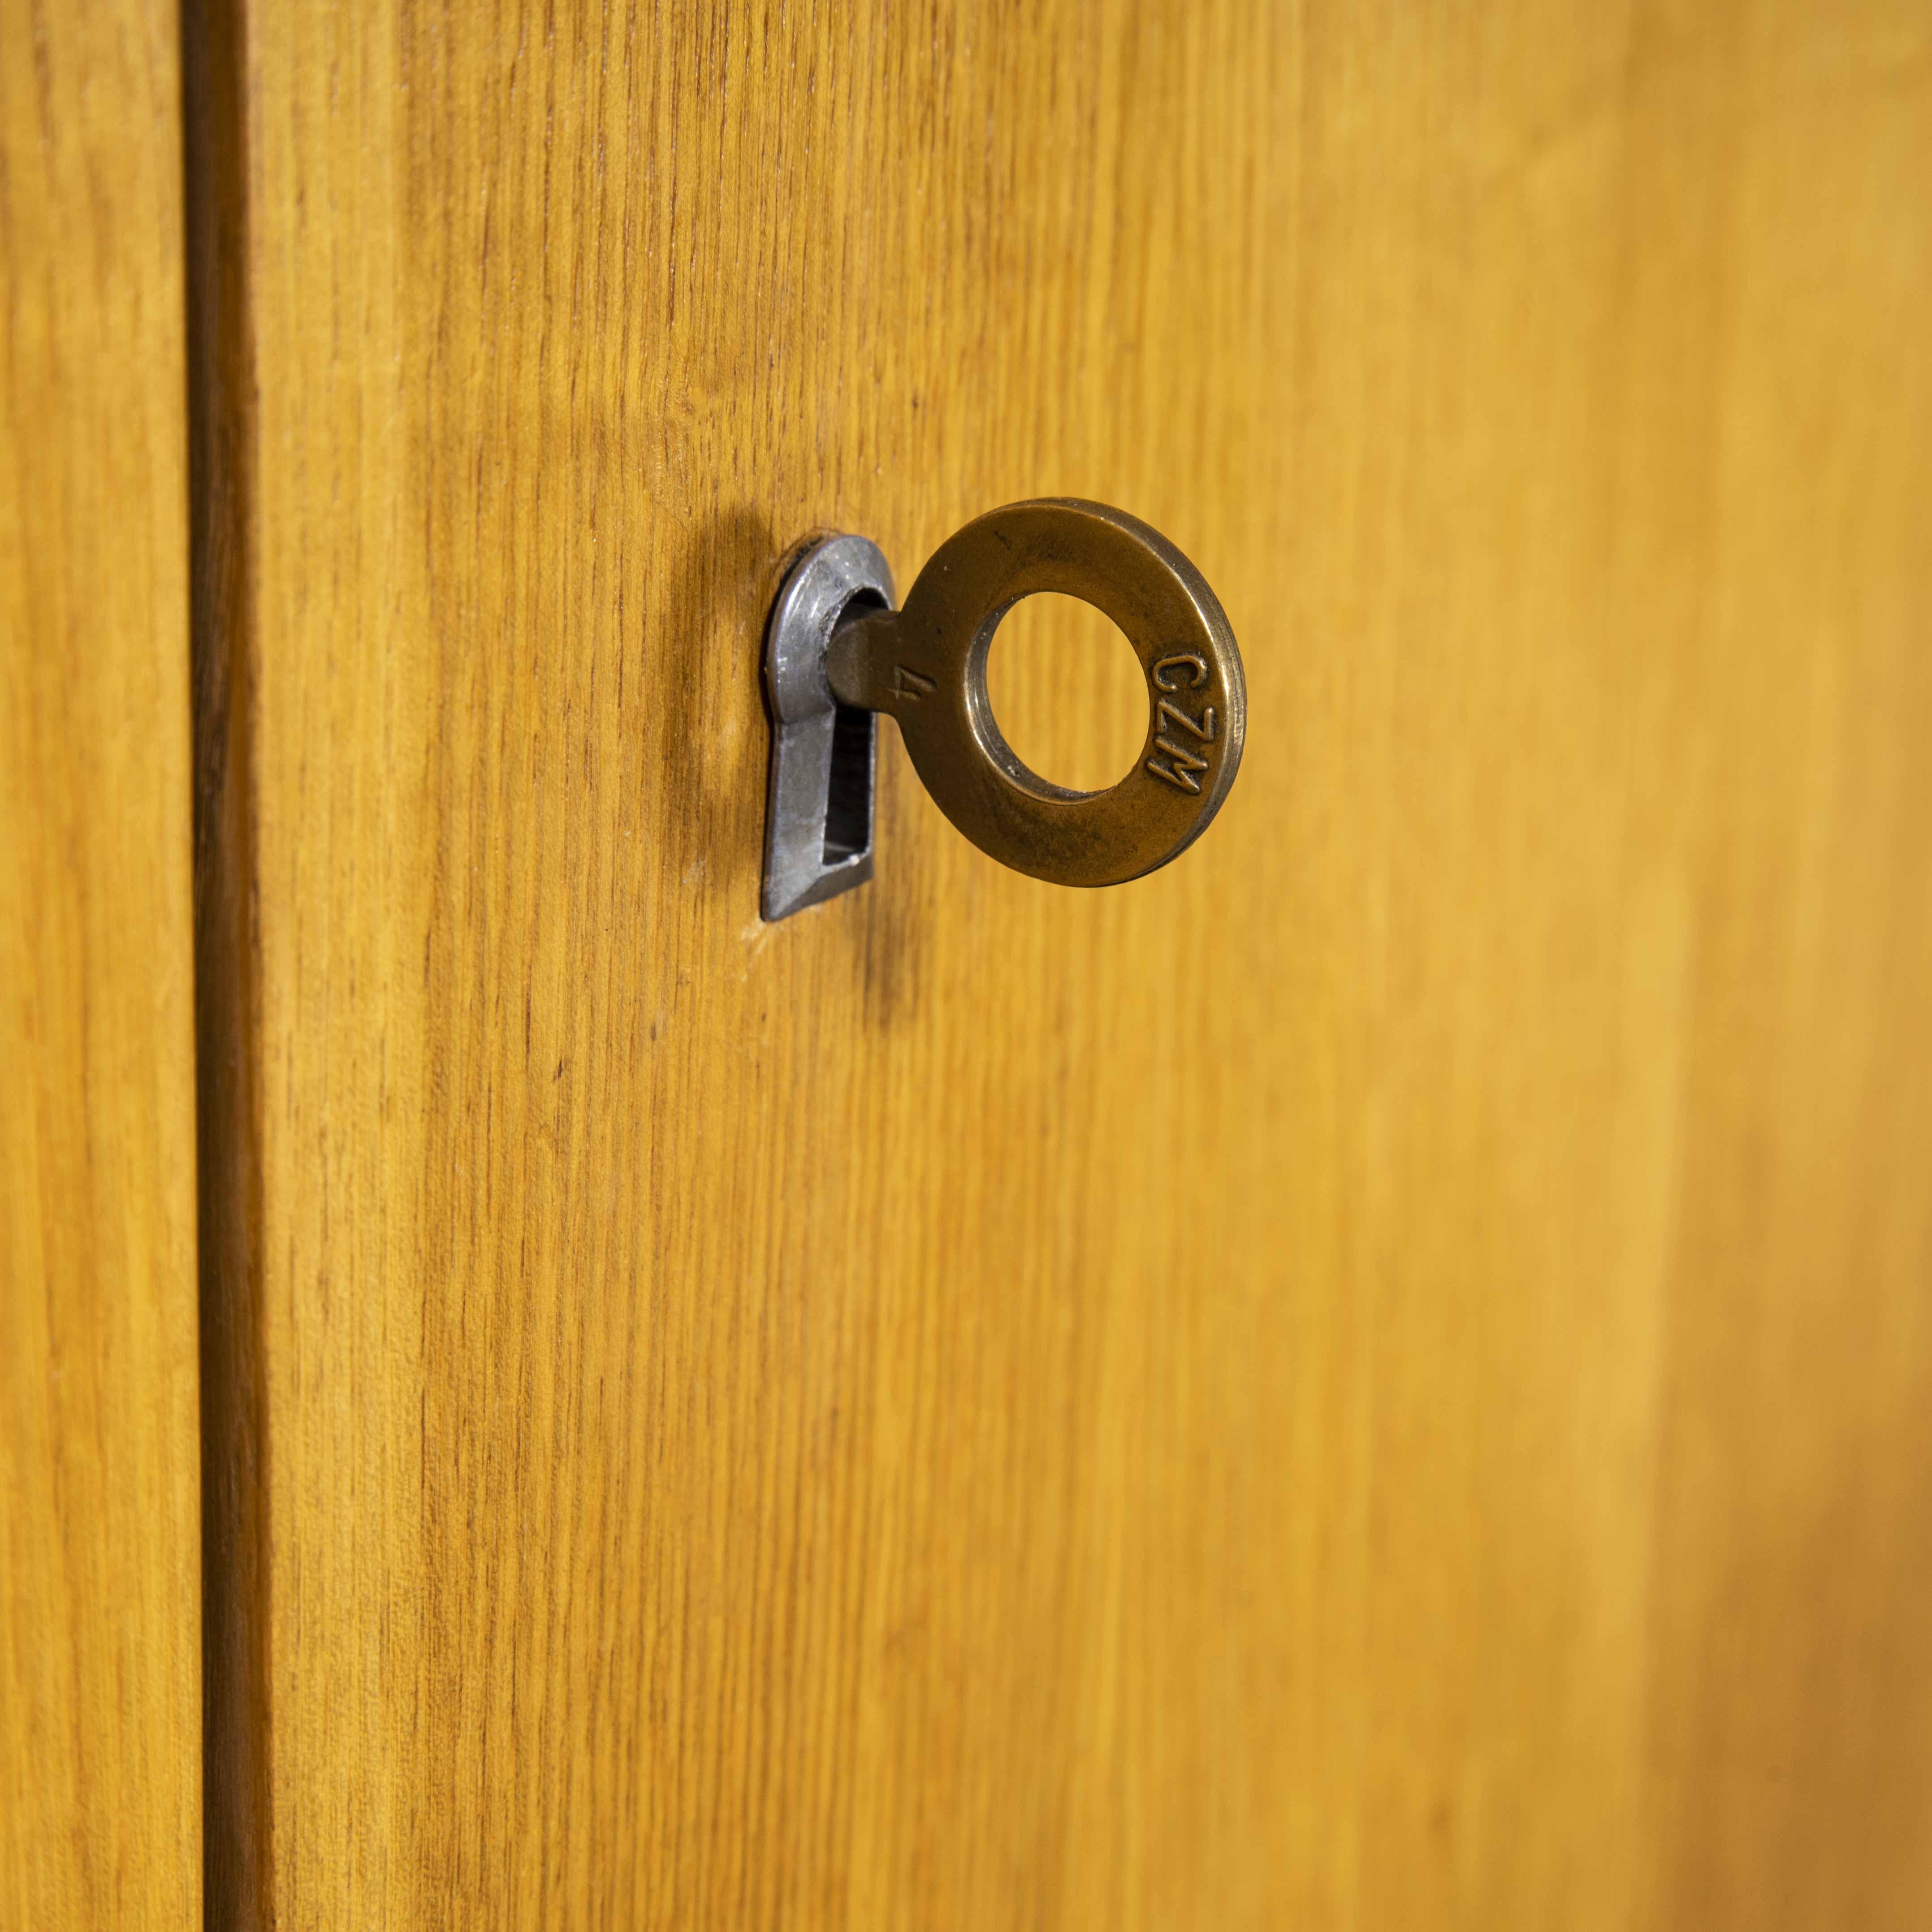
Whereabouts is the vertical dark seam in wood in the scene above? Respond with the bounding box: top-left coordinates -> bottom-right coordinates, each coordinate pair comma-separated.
182,0 -> 268,1923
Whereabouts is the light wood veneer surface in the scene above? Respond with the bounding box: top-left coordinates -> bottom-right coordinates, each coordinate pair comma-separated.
1,1 -> 202,1923
199,3 -> 1932,1926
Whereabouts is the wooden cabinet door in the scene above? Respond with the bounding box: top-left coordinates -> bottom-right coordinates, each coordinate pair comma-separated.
2,3 -> 202,1925
193,3 -> 1932,1927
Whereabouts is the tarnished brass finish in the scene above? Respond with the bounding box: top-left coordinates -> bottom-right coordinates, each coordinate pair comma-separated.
826,499 -> 1245,887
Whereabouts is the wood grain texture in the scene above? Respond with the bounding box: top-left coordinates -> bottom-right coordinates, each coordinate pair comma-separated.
0,0 -> 202,1924
199,1 -> 1932,1926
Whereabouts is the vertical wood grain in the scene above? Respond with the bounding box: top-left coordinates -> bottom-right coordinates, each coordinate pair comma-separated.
197,1 -> 1932,1926
0,0 -> 202,1924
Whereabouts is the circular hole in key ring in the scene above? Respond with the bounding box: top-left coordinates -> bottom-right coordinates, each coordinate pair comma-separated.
981,592 -> 1149,797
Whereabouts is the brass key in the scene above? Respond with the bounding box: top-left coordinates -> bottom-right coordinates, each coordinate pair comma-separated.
760,499 -> 1246,920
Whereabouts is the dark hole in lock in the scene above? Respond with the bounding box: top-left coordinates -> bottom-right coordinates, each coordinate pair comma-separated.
822,592 -> 885,865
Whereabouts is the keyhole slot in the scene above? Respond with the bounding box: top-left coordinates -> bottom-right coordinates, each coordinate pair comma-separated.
822,593 -> 886,864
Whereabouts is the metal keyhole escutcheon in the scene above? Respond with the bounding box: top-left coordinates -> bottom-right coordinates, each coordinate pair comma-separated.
760,499 -> 1246,920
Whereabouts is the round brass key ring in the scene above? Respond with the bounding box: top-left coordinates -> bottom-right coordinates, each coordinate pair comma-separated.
883,499 -> 1246,887
770,497 -> 1249,917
